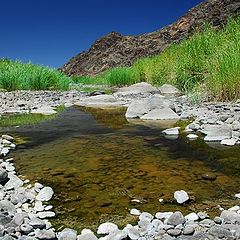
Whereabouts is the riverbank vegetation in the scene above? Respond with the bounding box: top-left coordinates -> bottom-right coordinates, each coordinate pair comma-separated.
74,16 -> 240,101
0,59 -> 70,91
0,105 -> 65,127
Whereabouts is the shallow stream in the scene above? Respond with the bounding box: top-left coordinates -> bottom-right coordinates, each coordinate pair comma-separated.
6,107 -> 240,231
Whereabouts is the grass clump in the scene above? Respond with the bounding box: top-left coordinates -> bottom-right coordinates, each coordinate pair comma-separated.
102,67 -> 140,86
0,113 -> 56,127
0,59 -> 70,91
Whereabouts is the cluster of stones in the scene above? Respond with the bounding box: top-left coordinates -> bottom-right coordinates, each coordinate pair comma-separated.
0,134 -> 58,239
163,101 -> 240,146
56,205 -> 240,240
0,91 -> 86,116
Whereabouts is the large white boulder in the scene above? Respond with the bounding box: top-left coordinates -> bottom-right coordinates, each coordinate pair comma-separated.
125,95 -> 174,119
202,124 -> 232,141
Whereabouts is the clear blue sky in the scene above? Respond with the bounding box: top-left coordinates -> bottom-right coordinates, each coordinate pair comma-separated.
0,0 -> 203,68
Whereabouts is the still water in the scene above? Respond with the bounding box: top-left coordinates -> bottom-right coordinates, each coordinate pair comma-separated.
8,106 -> 240,231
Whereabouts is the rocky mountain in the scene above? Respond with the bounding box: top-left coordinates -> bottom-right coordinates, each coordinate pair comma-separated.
60,0 -> 240,76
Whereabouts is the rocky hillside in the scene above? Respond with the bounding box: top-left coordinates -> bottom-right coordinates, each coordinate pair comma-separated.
60,0 -> 240,76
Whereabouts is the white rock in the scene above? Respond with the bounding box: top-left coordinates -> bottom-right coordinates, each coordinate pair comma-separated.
174,190 -> 189,204
58,228 -> 77,240
31,106 -> 57,115
81,229 -> 93,235
97,222 -> 118,235
139,212 -> 153,222
130,208 -> 141,216
185,212 -> 199,222
1,147 -> 9,156
229,206 -> 240,212
140,107 -> 180,120
155,212 -> 173,220
162,127 -> 180,135
37,211 -> 56,219
186,134 -> 198,140
2,134 -> 14,142
36,187 -> 54,201
221,138 -> 237,146
235,193 -> 240,199
34,201 -> 44,212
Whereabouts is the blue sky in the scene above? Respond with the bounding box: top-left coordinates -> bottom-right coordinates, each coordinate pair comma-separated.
0,0 -> 203,68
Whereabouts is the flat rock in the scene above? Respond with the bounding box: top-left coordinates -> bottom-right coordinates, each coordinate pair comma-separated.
75,95 -> 126,108
36,187 -> 54,201
141,107 -> 180,120
202,124 -> 232,142
221,138 -> 237,146
31,107 -> 57,115
37,211 -> 55,219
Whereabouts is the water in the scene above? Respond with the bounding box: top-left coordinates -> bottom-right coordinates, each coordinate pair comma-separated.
8,106 -> 240,231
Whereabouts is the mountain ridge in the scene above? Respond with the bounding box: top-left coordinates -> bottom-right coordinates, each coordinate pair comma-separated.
60,0 -> 240,76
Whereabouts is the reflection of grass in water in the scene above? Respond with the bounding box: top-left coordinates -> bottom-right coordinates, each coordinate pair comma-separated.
0,105 -> 65,127
79,106 -> 128,129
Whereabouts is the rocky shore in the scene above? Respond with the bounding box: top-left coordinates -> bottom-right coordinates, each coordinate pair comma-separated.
0,83 -> 240,239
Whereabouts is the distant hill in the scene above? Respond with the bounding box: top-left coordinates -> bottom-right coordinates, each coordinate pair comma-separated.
60,0 -> 240,77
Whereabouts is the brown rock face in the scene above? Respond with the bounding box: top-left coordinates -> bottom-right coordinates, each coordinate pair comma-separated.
60,0 -> 240,76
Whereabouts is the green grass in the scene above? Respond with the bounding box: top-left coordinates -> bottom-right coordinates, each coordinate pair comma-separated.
0,59 -> 71,91
78,16 -> 240,101
0,105 -> 65,127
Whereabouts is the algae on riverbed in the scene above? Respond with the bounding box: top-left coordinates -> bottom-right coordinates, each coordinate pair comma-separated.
11,107 -> 240,231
